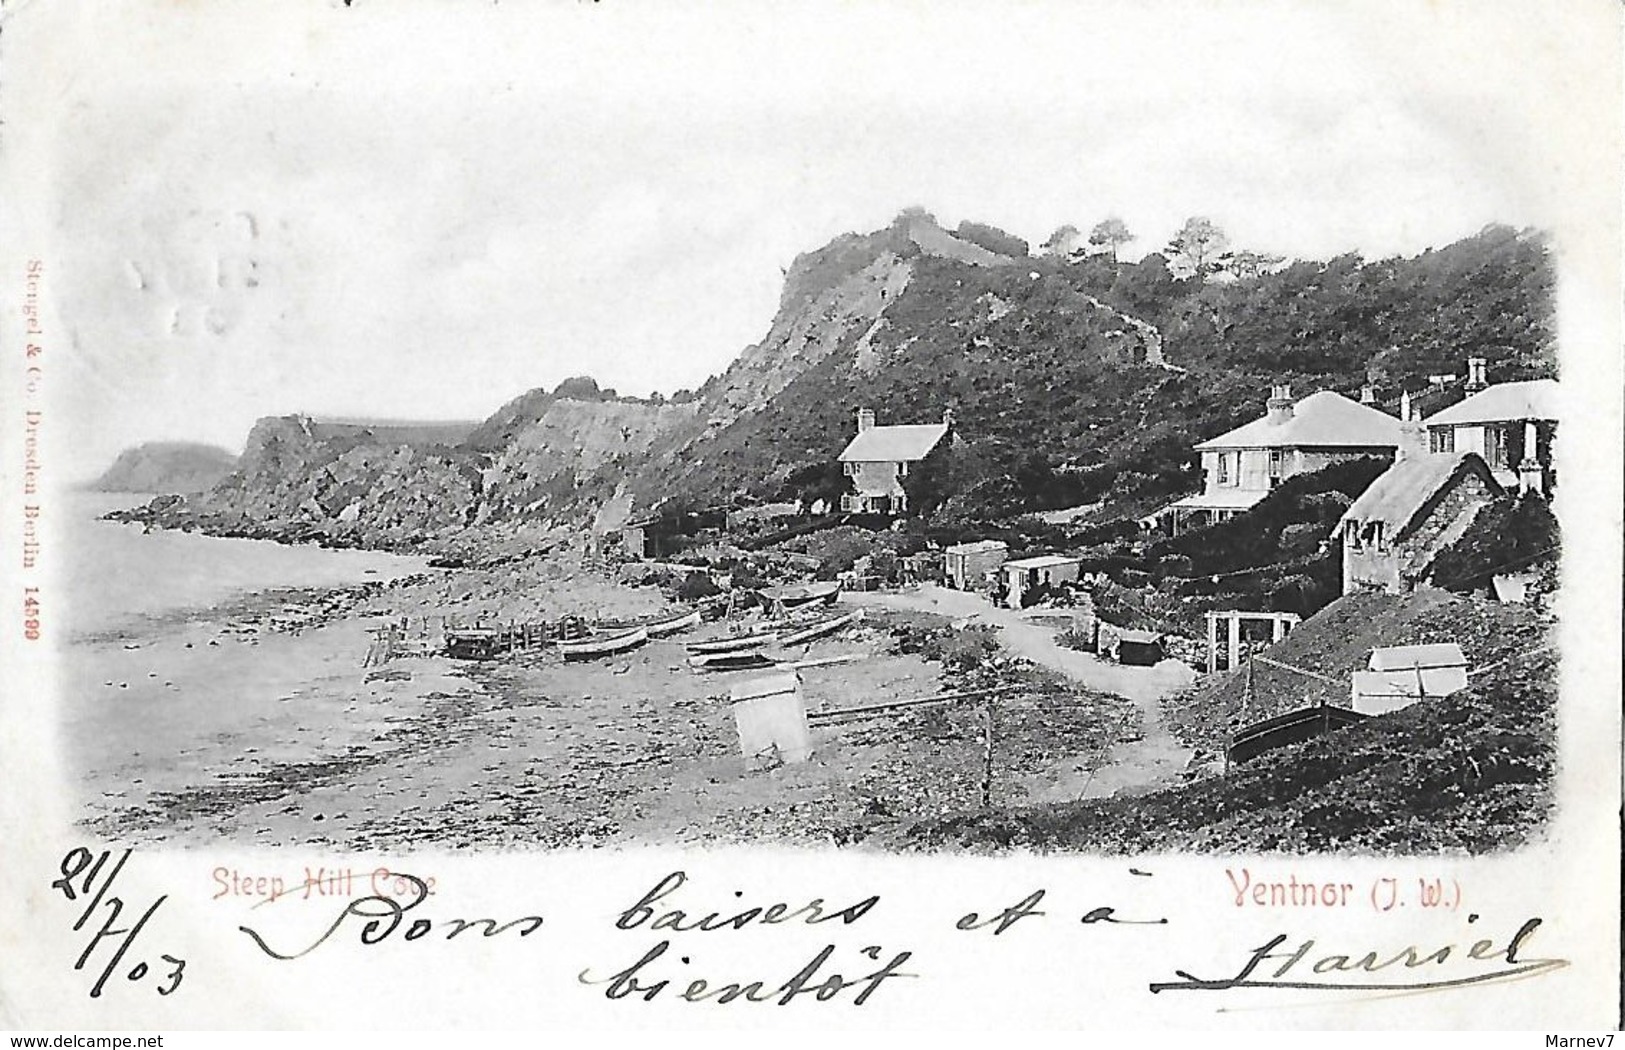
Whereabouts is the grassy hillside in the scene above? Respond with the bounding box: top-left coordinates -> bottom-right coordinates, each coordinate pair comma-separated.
627,222 -> 1555,527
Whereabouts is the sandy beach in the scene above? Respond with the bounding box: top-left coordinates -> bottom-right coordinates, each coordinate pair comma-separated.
64,536 -> 1177,849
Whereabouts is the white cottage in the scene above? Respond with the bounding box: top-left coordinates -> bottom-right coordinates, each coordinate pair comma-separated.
1422,378 -> 1558,496
837,408 -> 952,515
1148,386 -> 1400,533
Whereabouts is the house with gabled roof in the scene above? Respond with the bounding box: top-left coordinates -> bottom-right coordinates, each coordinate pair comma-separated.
1423,378 -> 1558,496
1146,385 -> 1400,534
837,408 -> 952,514
1334,441 -> 1503,596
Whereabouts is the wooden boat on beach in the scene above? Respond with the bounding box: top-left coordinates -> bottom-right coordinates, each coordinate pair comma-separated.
759,580 -> 841,613
560,626 -> 648,662
445,629 -> 504,660
686,631 -> 779,655
774,609 -> 863,647
644,609 -> 702,637
688,651 -> 780,672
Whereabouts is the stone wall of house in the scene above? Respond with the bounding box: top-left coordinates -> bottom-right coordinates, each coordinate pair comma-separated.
1342,467 -> 1499,596
1399,471 -> 1499,586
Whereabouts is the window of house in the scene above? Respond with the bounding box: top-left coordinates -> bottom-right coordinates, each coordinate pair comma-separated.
843,461 -> 858,476
1216,453 -> 1232,485
898,461 -> 909,477
1268,449 -> 1284,485
1430,427 -> 1455,454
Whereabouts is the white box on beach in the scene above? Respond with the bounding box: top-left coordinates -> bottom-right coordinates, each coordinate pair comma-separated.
730,672 -> 811,766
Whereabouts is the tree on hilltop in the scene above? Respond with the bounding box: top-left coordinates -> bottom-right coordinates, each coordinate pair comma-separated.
1041,224 -> 1083,257
1166,216 -> 1230,281
1088,217 -> 1135,262
1226,250 -> 1285,281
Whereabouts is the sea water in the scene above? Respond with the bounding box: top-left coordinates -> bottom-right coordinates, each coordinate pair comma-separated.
58,492 -> 429,637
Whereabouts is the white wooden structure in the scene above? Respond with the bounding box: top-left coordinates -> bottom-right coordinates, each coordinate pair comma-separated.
1002,554 -> 1082,608
1350,642 -> 1468,715
1204,609 -> 1301,673
730,673 -> 812,766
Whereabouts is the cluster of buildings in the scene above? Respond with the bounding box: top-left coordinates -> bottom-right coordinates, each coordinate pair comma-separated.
1136,360 -> 1557,597
621,358 -> 1557,608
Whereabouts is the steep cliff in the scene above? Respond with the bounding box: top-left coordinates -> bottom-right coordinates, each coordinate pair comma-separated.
201,415 -> 483,547
124,379 -> 699,549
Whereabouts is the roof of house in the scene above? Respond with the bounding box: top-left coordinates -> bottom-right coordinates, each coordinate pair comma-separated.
1116,629 -> 1166,645
1195,391 -> 1400,451
1424,379 -> 1559,427
1168,490 -> 1270,513
839,423 -> 950,463
1336,452 -> 1502,541
946,539 -> 1009,555
1005,554 -> 1081,570
1368,642 -> 1467,672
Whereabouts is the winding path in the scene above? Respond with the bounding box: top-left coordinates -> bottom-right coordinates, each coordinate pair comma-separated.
842,585 -> 1197,800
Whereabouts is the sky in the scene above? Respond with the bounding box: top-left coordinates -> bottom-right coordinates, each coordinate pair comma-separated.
3,0 -> 1618,480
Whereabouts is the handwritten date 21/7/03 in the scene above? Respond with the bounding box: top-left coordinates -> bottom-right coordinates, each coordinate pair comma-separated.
52,847 -> 186,999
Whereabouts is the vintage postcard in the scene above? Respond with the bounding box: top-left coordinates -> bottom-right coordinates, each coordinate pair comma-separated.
1,0 -> 1619,1033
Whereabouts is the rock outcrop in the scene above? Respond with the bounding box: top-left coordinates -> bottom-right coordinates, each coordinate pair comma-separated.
89,442 -> 238,494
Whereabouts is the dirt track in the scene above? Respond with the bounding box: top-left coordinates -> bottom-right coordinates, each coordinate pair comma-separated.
841,586 -> 1197,798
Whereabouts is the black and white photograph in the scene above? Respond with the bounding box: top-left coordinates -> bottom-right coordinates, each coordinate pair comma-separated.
1,0 -> 1618,1033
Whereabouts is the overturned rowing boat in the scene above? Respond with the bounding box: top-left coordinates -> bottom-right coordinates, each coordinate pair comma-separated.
560,626 -> 649,662
688,651 -> 780,672
686,631 -> 779,655
758,580 -> 841,613
644,609 -> 702,638
774,609 -> 863,647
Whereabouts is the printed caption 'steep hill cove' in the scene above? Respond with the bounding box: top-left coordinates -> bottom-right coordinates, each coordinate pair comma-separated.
109,210 -> 1555,558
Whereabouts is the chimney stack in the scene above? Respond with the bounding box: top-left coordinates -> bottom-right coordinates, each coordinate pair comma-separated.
1360,384 -> 1376,405
857,408 -> 876,433
1266,384 -> 1293,425
1517,420 -> 1544,495
1466,357 -> 1488,391
942,407 -> 956,428
1394,391 -> 1426,463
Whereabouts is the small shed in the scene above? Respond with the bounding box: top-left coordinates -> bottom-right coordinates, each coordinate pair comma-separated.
1351,642 -> 1469,715
1115,629 -> 1167,667
943,539 -> 1008,590
1002,554 -> 1082,608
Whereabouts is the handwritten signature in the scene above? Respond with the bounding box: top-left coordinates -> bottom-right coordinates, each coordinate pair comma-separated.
1151,915 -> 1567,995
